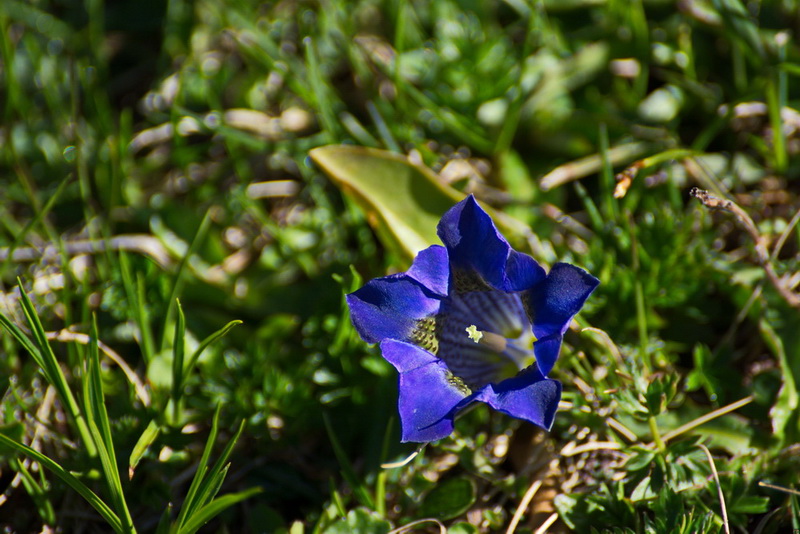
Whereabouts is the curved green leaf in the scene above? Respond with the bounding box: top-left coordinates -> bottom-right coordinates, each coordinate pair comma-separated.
310,145 -> 541,261
310,145 -> 462,260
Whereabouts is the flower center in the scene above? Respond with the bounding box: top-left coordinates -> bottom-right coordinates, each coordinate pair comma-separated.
465,323 -> 536,368
422,283 -> 536,389
465,325 -> 508,353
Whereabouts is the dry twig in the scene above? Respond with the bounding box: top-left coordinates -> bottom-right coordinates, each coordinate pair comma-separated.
690,187 -> 800,308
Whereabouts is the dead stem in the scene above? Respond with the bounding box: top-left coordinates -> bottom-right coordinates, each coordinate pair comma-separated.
690,187 -> 800,309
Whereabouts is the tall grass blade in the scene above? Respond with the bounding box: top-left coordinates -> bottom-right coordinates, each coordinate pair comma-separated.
0,432 -> 122,532
176,487 -> 262,534
171,299 -> 186,424
85,316 -> 136,532
322,412 -> 375,510
13,281 -> 97,457
181,320 -> 242,388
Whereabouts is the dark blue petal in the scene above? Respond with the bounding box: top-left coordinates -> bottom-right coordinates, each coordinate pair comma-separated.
529,262 -> 599,340
381,340 -> 470,442
437,196 -> 545,292
347,276 -> 441,345
471,364 -> 562,430
347,245 -> 450,345
504,249 -> 547,291
406,245 -> 449,298
532,333 -> 563,377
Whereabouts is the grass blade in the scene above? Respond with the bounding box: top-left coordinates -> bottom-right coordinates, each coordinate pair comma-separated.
84,316 -> 136,532
188,420 -> 246,513
322,412 -> 375,510
176,487 -> 262,534
13,280 -> 96,457
0,431 -> 122,532
174,404 -> 223,528
181,319 -> 242,388
171,299 -> 186,424
11,458 -> 56,525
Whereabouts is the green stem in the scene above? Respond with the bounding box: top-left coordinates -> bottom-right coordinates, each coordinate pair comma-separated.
649,416 -> 665,452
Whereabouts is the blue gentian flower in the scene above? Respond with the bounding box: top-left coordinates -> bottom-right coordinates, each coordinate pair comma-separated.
347,196 -> 599,443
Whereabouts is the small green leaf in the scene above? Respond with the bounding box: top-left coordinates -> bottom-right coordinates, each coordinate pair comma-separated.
762,318 -> 800,445
174,409 -> 247,532
418,477 -> 476,521
630,476 -> 657,502
322,508 -> 391,534
729,495 -> 769,515
448,522 -> 478,534
11,458 -> 56,525
625,448 -> 656,472
644,374 -> 678,417
11,281 -> 97,457
129,419 -> 161,479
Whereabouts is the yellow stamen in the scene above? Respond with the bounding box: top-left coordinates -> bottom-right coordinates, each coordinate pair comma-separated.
466,325 -> 483,343
465,325 -> 508,353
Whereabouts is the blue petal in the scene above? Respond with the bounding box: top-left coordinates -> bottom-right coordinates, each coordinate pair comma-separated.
437,196 -> 545,292
471,364 -> 562,430
347,245 -> 449,344
381,340 -> 470,443
528,262 -> 599,340
347,278 -> 440,345
406,245 -> 449,298
532,333 -> 563,377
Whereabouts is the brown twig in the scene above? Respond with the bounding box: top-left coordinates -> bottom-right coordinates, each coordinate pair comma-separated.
0,234 -> 173,268
690,187 -> 800,309
46,329 -> 151,407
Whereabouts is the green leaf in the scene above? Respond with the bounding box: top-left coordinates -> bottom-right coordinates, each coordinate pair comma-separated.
644,375 -> 677,417
155,503 -> 173,534
322,508 -> 391,534
630,476 -> 657,503
762,318 -> 799,445
11,457 -> 56,525
448,523 -> 479,534
128,419 -> 161,480
309,145 -> 462,261
310,145 -> 540,264
173,407 -> 247,532
625,447 -> 656,472
418,477 -> 476,521
174,405 -> 224,529
729,495 -> 769,515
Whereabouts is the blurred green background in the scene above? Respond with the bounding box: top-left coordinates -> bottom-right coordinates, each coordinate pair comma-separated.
1,0 -> 800,532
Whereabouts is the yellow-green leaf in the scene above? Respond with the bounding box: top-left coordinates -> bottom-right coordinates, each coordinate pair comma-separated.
310,145 -> 542,262
310,145 -> 462,260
